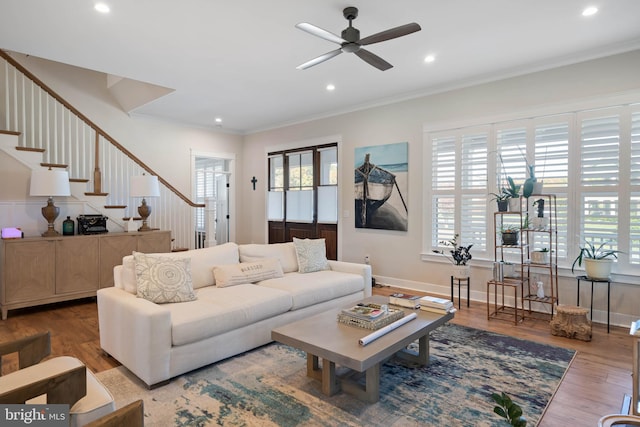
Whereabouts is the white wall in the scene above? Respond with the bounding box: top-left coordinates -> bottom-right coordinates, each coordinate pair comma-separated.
242,49 -> 640,326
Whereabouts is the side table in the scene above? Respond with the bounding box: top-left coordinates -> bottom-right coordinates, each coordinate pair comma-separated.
576,275 -> 611,333
451,276 -> 470,309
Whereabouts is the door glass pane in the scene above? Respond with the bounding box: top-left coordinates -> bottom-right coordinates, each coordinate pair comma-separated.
320,147 -> 338,185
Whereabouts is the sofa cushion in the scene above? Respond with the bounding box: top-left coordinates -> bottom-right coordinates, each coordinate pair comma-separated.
213,258 -> 284,288
121,243 -> 240,293
239,242 -> 298,273
168,285 -> 293,346
134,252 -> 197,304
292,237 -> 329,273
258,270 -> 364,310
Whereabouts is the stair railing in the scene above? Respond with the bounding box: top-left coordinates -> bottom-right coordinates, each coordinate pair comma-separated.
0,50 -> 204,249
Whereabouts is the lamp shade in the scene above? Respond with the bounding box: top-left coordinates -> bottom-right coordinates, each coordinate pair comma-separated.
130,175 -> 160,197
29,169 -> 71,197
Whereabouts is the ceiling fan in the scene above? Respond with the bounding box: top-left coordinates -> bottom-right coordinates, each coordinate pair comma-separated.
295,6 -> 421,71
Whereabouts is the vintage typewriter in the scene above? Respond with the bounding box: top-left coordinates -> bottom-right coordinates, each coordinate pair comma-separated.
77,215 -> 109,235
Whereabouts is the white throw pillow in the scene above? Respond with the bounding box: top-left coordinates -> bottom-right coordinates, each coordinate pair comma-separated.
292,237 -> 329,273
213,258 -> 284,288
134,252 -> 197,304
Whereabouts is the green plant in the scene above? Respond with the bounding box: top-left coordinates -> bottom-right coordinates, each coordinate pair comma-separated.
500,225 -> 520,233
503,177 -> 521,199
490,191 -> 510,202
571,239 -> 624,273
491,392 -> 527,426
432,233 -> 473,265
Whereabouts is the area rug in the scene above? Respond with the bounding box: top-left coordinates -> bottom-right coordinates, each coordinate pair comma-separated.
96,324 -> 575,426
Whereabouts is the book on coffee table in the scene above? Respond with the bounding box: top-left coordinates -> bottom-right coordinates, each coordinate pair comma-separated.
342,304 -> 385,320
389,293 -> 421,309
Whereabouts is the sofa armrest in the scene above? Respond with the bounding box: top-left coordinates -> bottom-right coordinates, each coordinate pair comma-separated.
327,260 -> 372,297
97,287 -> 172,387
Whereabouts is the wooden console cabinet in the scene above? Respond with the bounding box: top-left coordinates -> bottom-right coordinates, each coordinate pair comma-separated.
0,230 -> 170,319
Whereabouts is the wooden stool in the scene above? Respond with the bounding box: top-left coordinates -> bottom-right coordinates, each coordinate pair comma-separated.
550,305 -> 592,341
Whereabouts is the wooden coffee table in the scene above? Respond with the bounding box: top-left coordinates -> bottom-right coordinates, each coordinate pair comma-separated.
271,296 -> 454,402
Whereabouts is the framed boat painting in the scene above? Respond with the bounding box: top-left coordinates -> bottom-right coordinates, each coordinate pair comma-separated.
354,142 -> 408,231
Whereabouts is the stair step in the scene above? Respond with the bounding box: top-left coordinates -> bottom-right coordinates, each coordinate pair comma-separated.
105,205 -> 127,209
69,178 -> 89,183
40,162 -> 68,169
123,217 -> 142,221
0,130 -> 21,136
85,192 -> 109,196
16,146 -> 44,153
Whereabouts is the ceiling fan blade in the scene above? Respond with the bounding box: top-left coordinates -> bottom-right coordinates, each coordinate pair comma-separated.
296,49 -> 343,70
295,23 -> 346,45
355,49 -> 393,71
359,23 -> 421,46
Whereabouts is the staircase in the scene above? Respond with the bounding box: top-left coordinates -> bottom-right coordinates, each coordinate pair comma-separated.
0,50 -> 203,249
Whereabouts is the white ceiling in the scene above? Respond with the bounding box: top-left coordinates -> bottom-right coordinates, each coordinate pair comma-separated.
2,0 -> 640,134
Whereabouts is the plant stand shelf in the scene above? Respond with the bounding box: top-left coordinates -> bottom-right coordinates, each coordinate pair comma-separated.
576,275 -> 612,333
487,280 -> 524,325
450,276 -> 470,309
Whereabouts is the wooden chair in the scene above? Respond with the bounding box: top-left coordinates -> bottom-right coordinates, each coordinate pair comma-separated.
598,414 -> 640,426
0,331 -> 115,427
86,399 -> 144,427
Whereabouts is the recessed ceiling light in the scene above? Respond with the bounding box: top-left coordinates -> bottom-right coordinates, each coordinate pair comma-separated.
214,117 -> 222,123
582,6 -> 598,16
424,55 -> 436,63
95,3 -> 110,13
326,84 -> 335,91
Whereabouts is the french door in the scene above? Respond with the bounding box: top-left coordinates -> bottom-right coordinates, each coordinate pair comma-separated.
267,144 -> 338,259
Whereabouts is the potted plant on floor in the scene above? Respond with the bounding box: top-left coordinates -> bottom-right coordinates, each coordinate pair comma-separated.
433,233 -> 473,278
571,240 -> 623,280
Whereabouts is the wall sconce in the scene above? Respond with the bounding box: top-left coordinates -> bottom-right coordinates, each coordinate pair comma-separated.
130,174 -> 160,231
29,168 -> 71,237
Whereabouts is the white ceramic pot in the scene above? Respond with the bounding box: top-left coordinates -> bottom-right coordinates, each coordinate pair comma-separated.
584,258 -> 612,280
508,197 -> 521,212
531,251 -> 549,264
452,265 -> 470,279
533,180 -> 543,194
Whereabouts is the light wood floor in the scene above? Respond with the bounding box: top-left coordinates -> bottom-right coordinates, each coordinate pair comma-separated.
0,287 -> 634,426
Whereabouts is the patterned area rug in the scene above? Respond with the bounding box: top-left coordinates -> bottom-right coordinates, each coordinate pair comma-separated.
96,324 -> 575,426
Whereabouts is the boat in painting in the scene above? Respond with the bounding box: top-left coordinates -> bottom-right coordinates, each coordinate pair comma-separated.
355,153 -> 400,228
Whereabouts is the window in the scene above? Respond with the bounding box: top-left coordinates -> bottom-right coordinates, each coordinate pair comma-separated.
426,104 -> 640,277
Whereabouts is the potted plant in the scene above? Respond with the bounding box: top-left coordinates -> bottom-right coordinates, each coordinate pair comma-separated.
571,240 -> 623,280
501,225 -> 520,246
432,233 -> 473,278
502,177 -> 522,211
531,247 -> 549,264
490,192 -> 510,212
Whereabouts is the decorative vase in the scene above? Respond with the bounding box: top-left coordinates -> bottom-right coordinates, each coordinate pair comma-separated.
501,231 -> 519,246
584,258 -> 612,280
508,197 -> 520,212
452,264 -> 470,279
531,251 -> 549,264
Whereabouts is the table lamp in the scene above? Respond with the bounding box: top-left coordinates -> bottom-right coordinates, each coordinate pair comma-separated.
130,174 -> 160,231
29,168 -> 71,237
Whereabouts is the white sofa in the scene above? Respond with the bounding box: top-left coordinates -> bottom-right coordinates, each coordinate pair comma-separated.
97,241 -> 372,388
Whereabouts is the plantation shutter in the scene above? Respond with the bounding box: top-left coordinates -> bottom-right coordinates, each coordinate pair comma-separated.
431,134 -> 456,245
630,111 -> 640,263
460,132 -> 488,250
579,112 -> 620,251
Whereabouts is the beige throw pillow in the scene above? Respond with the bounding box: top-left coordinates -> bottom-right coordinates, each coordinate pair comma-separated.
293,237 -> 329,273
213,258 -> 284,288
134,252 -> 197,304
